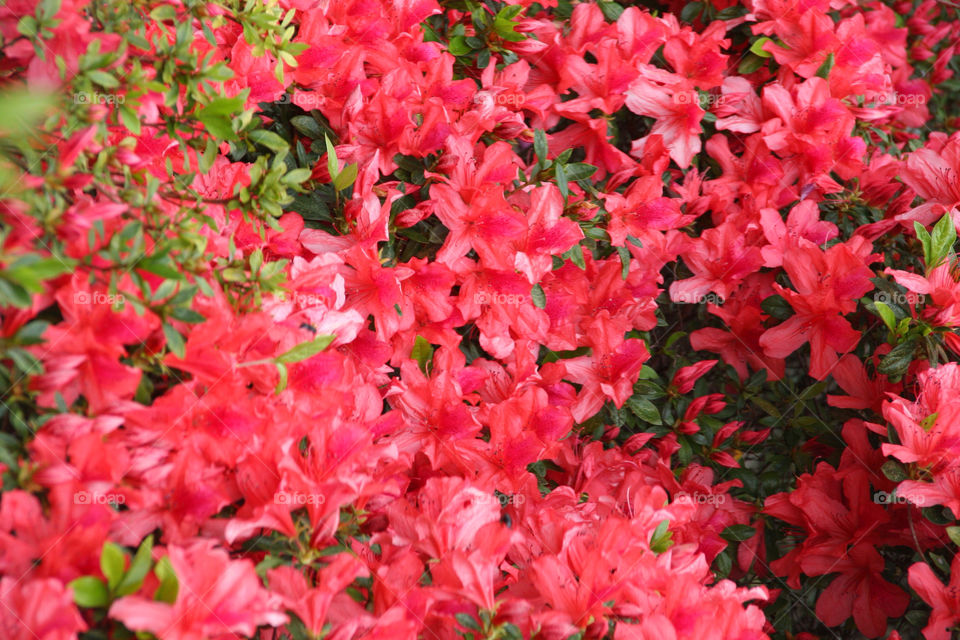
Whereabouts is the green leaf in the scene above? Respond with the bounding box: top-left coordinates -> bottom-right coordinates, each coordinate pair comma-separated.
563,162 -> 597,183
0,279 -> 31,307
149,4 -> 177,20
0,89 -> 54,130
717,5 -> 748,18
4,256 -> 73,292
750,396 -> 781,418
275,335 -> 336,364
456,612 -> 482,631
616,246 -> 630,280
760,294 -> 793,320
248,129 -> 289,152
87,70 -> 119,89
534,129 -> 548,163
914,220 -> 933,266
815,52 -> 835,79
162,323 -> 186,359
8,347 -> 42,375
599,1 -> 625,20
626,397 -> 661,425
447,35 -> 472,56
493,5 -> 525,42
567,244 -> 586,270
930,212 -> 956,269
947,526 -> 960,547
531,283 -> 546,309
255,554 -> 286,580
923,506 -> 954,525
650,519 -> 673,553
713,548 -> 733,579
274,362 -> 288,394
720,524 -> 756,542
196,113 -> 236,141
321,134 -> 339,178
749,37 -> 773,58
332,163 -> 358,191
137,257 -> 182,280
119,104 -> 141,135
920,412 -> 938,432
168,307 -> 205,324
249,248 -> 263,275
881,460 -> 908,482
69,576 -> 110,608
18,16 -> 38,37
737,53 -> 767,75
153,556 -> 179,603
680,1 -> 703,22
290,115 -> 324,139
282,167 -> 312,186
202,96 -> 244,117
115,535 -> 154,597
874,301 -> 897,333
100,542 -> 126,590
411,336 -> 434,374
877,340 -> 916,377
555,162 -> 568,199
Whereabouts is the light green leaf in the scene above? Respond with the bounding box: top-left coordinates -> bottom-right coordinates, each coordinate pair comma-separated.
100,542 -> 126,590
412,336 -> 434,373
531,283 -> 546,309
154,556 -> 179,603
248,129 -> 289,152
274,362 -> 288,394
69,576 -> 110,608
815,52 -> 835,79
930,212 -> 956,269
115,535 -> 154,596
749,37 -> 773,58
874,301 -> 897,333
332,163 -> 358,191
275,335 -> 336,364
162,323 -> 186,359
324,134 -> 339,178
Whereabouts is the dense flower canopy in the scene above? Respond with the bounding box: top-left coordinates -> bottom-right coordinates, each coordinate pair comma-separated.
0,0 -> 959,639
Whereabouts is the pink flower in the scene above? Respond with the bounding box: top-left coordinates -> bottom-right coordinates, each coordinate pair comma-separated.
110,541 -> 287,640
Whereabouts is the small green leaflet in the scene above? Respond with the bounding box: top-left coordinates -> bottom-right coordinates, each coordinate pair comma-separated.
275,335 -> 336,364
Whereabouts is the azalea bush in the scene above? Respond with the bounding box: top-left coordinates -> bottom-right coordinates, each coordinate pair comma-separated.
1,0 -> 960,638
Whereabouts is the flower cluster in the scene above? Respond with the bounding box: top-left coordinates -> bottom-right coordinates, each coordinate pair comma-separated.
0,0 -> 959,639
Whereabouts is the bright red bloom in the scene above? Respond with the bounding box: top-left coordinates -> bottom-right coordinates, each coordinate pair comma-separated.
563,338 -> 651,422
759,238 -> 877,379
110,541 -> 287,640
0,577 -> 86,640
625,79 -> 705,169
909,555 -> 960,640
802,545 -> 909,638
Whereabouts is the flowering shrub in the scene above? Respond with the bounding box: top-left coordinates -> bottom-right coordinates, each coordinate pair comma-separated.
1,0 -> 959,638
